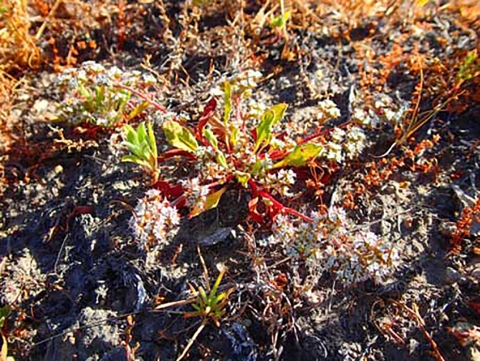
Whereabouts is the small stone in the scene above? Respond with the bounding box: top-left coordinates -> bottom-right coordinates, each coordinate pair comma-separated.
445,267 -> 462,284
439,221 -> 457,237
467,345 -> 480,361
32,99 -> 50,113
471,267 -> 480,280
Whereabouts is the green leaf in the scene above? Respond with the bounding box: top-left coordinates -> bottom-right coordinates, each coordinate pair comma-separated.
235,171 -> 251,188
124,124 -> 137,144
254,103 -> 287,153
189,186 -> 227,218
224,81 -> 232,125
121,155 -> 151,169
251,159 -> 263,175
210,269 -> 225,299
230,126 -> 239,147
271,10 -> 291,28
163,120 -> 199,153
77,84 -> 91,101
216,152 -> 228,169
147,122 -> 158,159
203,128 -> 219,150
137,123 -> 147,144
122,141 -> 146,159
0,306 -> 10,328
215,292 -> 226,303
128,101 -> 150,119
198,286 -> 208,306
94,86 -> 105,109
121,122 -> 159,181
273,143 -> 323,168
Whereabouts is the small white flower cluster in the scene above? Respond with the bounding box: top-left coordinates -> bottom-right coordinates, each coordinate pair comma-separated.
324,126 -> 367,163
180,177 -> 210,210
56,61 -> 157,127
351,107 -> 379,127
234,69 -> 263,90
322,231 -> 400,284
129,189 -> 180,250
244,98 -> 268,119
57,61 -> 157,89
259,169 -> 297,197
193,145 -> 228,181
210,69 -> 263,98
268,208 -> 400,285
317,99 -> 341,119
371,94 -> 409,126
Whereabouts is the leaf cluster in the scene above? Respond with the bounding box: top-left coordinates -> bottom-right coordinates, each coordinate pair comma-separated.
122,122 -> 159,182
157,80 -> 323,220
185,268 -> 232,327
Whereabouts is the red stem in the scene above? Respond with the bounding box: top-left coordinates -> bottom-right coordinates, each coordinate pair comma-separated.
115,83 -> 170,114
205,174 -> 235,189
248,179 -> 312,223
298,121 -> 352,145
158,149 -> 196,162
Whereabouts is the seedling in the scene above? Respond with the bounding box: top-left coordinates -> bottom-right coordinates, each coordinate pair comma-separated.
176,268 -> 233,361
185,268 -> 232,326
270,0 -> 290,38
122,122 -> 159,182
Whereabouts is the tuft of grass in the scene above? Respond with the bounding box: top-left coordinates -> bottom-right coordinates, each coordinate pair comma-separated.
176,267 -> 233,361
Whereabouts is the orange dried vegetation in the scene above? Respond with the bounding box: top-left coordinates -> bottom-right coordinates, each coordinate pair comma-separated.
0,0 -> 42,72
450,198 -> 480,255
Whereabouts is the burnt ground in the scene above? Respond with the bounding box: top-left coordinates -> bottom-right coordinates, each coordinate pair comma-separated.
1,1 -> 480,361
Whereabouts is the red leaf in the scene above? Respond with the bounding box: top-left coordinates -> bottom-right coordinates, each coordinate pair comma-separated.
248,197 -> 264,223
468,297 -> 480,314
197,97 -> 217,140
66,205 -> 94,231
154,180 -> 184,199
158,148 -> 196,162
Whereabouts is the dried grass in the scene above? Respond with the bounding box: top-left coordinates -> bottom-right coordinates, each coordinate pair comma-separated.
0,0 -> 42,72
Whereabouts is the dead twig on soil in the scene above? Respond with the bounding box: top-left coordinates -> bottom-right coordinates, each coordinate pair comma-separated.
392,300 -> 446,361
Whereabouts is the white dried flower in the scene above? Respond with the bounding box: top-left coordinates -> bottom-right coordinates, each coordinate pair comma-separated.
180,177 -> 210,209
262,169 -> 297,197
343,127 -> 366,159
268,208 -> 400,285
130,189 -> 180,250
326,142 -> 344,163
318,99 -> 341,119
107,66 -> 123,81
142,73 -> 157,86
331,128 -> 346,142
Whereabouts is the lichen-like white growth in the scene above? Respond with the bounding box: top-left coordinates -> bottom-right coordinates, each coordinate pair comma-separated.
129,189 -> 180,250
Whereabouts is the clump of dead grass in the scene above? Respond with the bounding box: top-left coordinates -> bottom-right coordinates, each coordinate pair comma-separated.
0,0 -> 41,72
